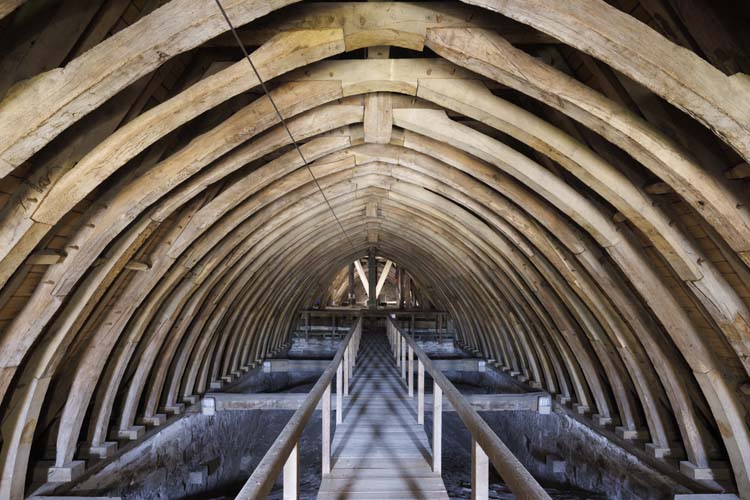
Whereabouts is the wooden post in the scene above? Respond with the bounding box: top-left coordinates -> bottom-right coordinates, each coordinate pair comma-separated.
348,338 -> 354,380
408,346 -> 414,398
396,332 -> 402,367
401,337 -> 407,380
305,312 -> 310,340
433,381 -> 442,473
395,329 -> 399,360
418,360 -> 425,424
343,347 -> 350,397
348,262 -> 355,305
367,246 -> 377,309
322,383 -> 331,475
336,362 -> 343,424
472,437 -> 489,500
332,314 -> 336,339
352,323 -> 358,367
283,443 -> 299,500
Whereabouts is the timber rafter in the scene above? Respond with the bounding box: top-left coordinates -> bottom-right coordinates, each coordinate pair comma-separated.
0,1 -> 749,498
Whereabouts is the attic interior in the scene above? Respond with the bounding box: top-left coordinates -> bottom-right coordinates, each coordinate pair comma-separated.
0,0 -> 749,499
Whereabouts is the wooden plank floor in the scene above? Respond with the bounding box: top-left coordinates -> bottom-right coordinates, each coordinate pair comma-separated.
317,330 -> 449,500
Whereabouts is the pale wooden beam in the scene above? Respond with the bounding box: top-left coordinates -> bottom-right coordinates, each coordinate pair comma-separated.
644,182 -> 673,195
0,0 -> 25,21
374,259 -> 392,299
124,259 -> 151,271
726,162 -> 750,180
26,250 -> 65,265
353,259 -> 369,296
364,92 -> 393,144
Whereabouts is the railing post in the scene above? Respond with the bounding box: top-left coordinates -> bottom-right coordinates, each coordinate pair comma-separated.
418,360 -> 424,425
322,383 -> 331,475
283,443 -> 299,500
471,437 -> 489,500
433,381 -> 442,473
396,330 -> 401,367
408,345 -> 414,398
343,346 -> 350,397
401,336 -> 406,380
353,322 -> 359,366
348,334 -> 354,381
336,362 -> 343,424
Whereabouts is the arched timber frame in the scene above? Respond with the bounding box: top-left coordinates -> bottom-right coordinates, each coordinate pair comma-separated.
0,1 -> 749,498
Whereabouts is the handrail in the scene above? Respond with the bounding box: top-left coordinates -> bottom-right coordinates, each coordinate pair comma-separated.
235,316 -> 362,499
387,316 -> 551,500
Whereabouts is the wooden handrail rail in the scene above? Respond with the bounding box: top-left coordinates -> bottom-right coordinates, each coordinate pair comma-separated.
387,316 -> 551,500
235,316 -> 362,499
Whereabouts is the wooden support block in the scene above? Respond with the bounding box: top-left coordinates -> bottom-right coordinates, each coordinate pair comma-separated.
142,414 -> 167,427
573,403 -> 590,415
537,395 -> 552,415
364,92 -> 393,144
615,426 -> 650,441
201,397 -> 216,416
183,395 -> 200,405
79,442 -> 117,460
366,201 -> 378,218
124,259 -> 151,271
612,212 -> 627,223
116,426 -> 144,441
644,181 -> 673,194
592,414 -> 613,427
47,461 -> 85,483
27,249 -> 65,265
725,161 -> 750,180
163,403 -> 185,415
679,461 -> 732,481
555,394 -> 571,405
645,442 -> 685,459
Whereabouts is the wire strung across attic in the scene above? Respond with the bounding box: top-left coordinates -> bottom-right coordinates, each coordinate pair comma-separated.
213,0 -> 356,250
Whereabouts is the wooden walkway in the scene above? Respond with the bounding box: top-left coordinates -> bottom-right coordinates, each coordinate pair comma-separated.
317,330 -> 450,499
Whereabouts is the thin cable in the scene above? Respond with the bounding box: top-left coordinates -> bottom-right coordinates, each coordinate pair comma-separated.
213,0 -> 355,249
